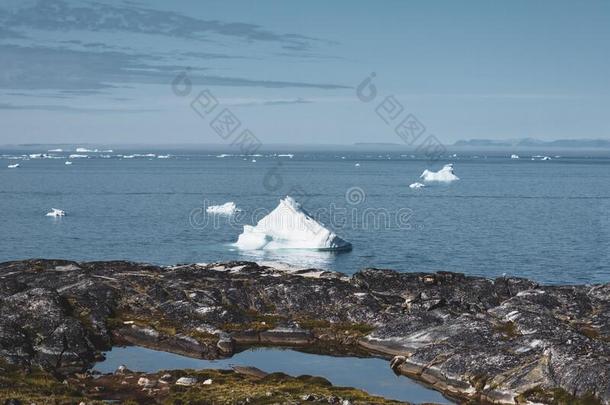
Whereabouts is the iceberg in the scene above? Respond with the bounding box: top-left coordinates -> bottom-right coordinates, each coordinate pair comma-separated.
235,196 -> 351,251
420,164 -> 459,183
45,208 -> 65,217
409,182 -> 425,189
511,154 -> 520,159
65,161 -> 73,165
206,202 -> 240,216
7,163 -> 20,169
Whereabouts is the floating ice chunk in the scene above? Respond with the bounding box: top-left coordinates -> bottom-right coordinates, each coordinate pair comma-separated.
355,163 -> 360,167
511,154 -> 520,159
235,196 -> 351,251
541,156 -> 551,161
48,148 -> 63,152
46,208 -> 65,217
7,163 -> 20,169
278,154 -> 294,158
65,161 -> 73,165
420,164 -> 459,182
29,153 -> 43,159
157,155 -> 170,159
206,202 -> 240,216
409,182 -> 425,189
69,154 -> 88,159
76,147 -> 98,152
251,159 -> 257,162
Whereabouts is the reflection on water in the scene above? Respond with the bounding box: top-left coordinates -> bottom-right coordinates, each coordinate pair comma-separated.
94,346 -> 452,404
231,247 -> 346,271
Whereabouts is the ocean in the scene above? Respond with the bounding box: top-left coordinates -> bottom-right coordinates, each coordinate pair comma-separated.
1,149 -> 609,284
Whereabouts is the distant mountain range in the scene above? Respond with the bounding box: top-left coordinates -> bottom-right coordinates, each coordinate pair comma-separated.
453,138 -> 610,149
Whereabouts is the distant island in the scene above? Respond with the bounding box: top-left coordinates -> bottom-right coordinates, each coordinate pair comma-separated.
453,138 -> 610,149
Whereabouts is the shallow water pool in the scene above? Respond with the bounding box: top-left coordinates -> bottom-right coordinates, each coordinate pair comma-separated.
94,346 -> 453,404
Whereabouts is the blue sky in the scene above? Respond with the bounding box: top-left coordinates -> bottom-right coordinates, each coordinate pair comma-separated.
1,0 -> 609,145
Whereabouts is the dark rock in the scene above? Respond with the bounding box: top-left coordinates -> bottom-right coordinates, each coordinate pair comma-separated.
0,259 -> 607,404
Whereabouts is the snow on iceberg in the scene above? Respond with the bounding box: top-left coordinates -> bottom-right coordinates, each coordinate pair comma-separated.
409,182 -> 425,189
420,164 -> 459,183
45,208 -> 65,217
206,202 -> 240,216
234,196 -> 351,251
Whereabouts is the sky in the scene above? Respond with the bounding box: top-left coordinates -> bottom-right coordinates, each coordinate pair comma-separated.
1,0 -> 609,145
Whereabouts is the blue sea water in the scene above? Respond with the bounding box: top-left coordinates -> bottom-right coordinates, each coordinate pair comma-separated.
1,150 -> 609,284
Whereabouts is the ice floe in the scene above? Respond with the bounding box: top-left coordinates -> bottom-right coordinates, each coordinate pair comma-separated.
69,154 -> 88,159
511,154 -> 520,159
45,208 -> 65,217
206,202 -> 240,216
7,163 -> 20,169
420,164 -> 459,183
234,196 -> 351,251
409,182 -> 425,189
65,161 -> 73,165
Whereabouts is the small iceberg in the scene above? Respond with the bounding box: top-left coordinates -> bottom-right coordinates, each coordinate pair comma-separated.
45,208 -> 65,217
235,196 -> 351,251
157,155 -> 170,159
65,161 -> 73,165
511,154 -> 520,159
7,163 -> 20,169
206,202 -> 240,216
409,182 -> 425,189
69,154 -> 88,159
420,164 -> 459,183
48,148 -> 63,152
355,163 -> 360,167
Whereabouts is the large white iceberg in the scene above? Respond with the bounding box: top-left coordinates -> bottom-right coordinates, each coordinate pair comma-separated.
207,202 -> 240,216
420,164 -> 459,183
234,196 -> 351,251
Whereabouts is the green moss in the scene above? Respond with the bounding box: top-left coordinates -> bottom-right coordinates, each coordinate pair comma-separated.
298,318 -> 331,329
517,386 -> 602,405
494,320 -> 520,340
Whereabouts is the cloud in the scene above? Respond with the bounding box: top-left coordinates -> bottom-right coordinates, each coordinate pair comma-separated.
0,44 -> 348,92
0,0 -> 330,50
0,102 -> 157,113
227,98 -> 313,107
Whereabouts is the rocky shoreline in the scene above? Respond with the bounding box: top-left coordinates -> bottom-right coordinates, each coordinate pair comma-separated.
0,259 -> 608,404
